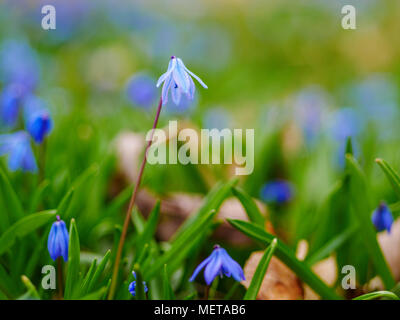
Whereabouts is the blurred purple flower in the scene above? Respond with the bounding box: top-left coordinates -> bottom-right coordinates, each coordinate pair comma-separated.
372,202 -> 393,233
293,86 -> 329,144
203,108 -> 232,130
190,245 -> 245,285
23,95 -> 53,144
260,180 -> 293,204
0,84 -> 25,127
0,39 -> 40,93
157,56 -> 207,105
330,108 -> 363,141
125,73 -> 157,109
0,131 -> 37,172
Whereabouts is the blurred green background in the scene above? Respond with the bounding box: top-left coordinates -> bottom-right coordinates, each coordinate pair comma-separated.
1,0 -> 400,299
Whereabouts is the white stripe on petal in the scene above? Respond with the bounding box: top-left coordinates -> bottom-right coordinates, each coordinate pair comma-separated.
171,83 -> 182,105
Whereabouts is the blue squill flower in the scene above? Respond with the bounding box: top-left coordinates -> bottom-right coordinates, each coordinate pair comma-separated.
0,39 -> 40,93
260,180 -> 293,204
372,202 -> 394,233
0,131 -> 37,172
156,56 -> 207,105
189,245 -> 245,285
47,215 -> 69,261
125,73 -> 157,109
128,271 -> 148,297
23,95 -> 53,144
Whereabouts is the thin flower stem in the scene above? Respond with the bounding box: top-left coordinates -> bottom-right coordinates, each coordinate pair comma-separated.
204,285 -> 210,300
57,258 -> 63,299
108,97 -> 163,300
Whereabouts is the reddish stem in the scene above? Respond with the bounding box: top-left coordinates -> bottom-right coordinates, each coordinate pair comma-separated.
108,97 -> 163,299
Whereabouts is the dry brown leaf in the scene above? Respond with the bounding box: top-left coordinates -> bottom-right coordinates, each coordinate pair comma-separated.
242,252 -> 303,300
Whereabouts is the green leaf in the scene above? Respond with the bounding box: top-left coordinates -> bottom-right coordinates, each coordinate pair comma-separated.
81,286 -> 108,300
346,155 -> 395,289
306,226 -> 357,266
28,179 -> 50,213
244,238 -> 278,300
0,210 -> 56,255
144,209 -> 217,280
64,218 -> 81,299
228,219 -> 341,300
134,268 -> 146,300
0,167 -> 24,222
135,201 -> 160,258
57,188 -> 75,218
87,250 -> 111,293
162,264 -> 175,300
353,291 -> 399,300
78,259 -> 97,297
21,275 -> 40,300
232,187 -> 265,227
375,158 -> 400,198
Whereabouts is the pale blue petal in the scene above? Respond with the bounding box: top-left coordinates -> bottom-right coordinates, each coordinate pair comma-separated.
172,59 -> 190,93
171,83 -> 182,105
184,67 -> 208,89
156,59 -> 176,87
161,75 -> 173,105
187,76 -> 195,100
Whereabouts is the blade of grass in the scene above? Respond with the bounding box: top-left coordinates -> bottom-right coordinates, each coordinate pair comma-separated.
232,187 -> 265,227
0,210 -> 56,255
64,218 -> 80,299
244,238 -> 278,300
346,155 -> 395,289
306,226 -> 357,266
162,264 -> 175,299
353,291 -> 399,300
375,158 -> 400,198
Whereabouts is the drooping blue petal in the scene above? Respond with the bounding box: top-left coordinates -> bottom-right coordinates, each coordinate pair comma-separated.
161,74 -> 174,105
183,65 -> 208,89
156,58 -> 176,87
173,58 -> 191,93
219,249 -> 245,282
203,250 -> 223,285
171,83 -> 182,105
189,255 -> 213,282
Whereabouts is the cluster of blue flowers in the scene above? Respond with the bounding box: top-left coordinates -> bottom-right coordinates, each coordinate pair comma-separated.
0,40 -> 52,172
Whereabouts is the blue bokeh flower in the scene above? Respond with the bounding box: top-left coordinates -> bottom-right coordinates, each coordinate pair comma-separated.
23,95 -> 53,144
156,56 -> 207,105
190,245 -> 245,285
125,73 -> 157,109
0,131 -> 37,172
0,39 -> 40,93
128,271 -> 148,297
47,215 -> 69,261
372,202 -> 394,233
0,84 -> 24,127
260,180 -> 293,204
